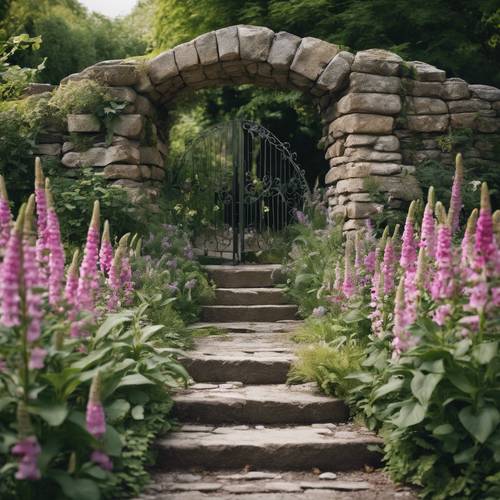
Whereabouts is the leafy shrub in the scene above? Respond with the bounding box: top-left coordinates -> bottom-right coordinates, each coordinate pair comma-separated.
134,224 -> 215,324
46,167 -> 147,246
0,165 -> 194,499
284,154 -> 500,498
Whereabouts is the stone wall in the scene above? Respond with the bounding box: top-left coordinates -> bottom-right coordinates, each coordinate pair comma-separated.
30,25 -> 500,229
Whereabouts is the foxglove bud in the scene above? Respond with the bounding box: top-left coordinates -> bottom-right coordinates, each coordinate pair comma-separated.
99,220 -> 113,275
448,153 -> 464,233
86,372 -> 106,439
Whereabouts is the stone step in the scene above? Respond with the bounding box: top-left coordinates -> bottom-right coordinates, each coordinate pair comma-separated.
174,383 -> 349,424
214,287 -> 289,305
155,425 -> 382,471
201,305 -> 298,322
182,352 -> 293,384
205,264 -> 283,288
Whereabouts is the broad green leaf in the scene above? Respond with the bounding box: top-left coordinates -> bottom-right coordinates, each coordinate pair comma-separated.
131,405 -> 144,420
373,377 -> 404,400
392,400 -> 427,428
115,373 -> 155,388
0,397 -> 15,413
419,359 -> 445,374
29,402 -> 68,426
102,424 -> 123,456
454,445 -> 478,464
105,399 -> 130,422
472,342 -> 498,365
95,312 -> 133,340
447,369 -> 476,395
52,472 -> 101,500
71,347 -> 112,370
140,324 -> 164,342
459,405 -> 500,443
411,372 -> 442,406
433,424 -> 454,436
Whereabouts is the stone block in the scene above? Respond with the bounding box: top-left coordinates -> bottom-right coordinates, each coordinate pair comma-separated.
257,62 -> 273,77
107,86 -> 137,103
337,93 -> 401,115
289,71 -> 313,89
151,166 -> 166,180
104,164 -> 142,180
406,97 -> 447,115
336,175 -> 421,201
349,72 -> 400,94
135,95 -> 153,116
477,117 -> 498,133
316,52 -> 353,92
149,50 -> 179,84
441,78 -> 470,100
267,31 -> 301,71
352,49 -> 402,76
346,201 -> 382,218
238,25 -> 274,62
204,63 -> 226,80
343,218 -> 370,231
135,71 -> 154,93
67,114 -> 100,133
113,115 -> 144,138
408,61 -> 446,82
344,148 -> 402,162
450,113 -> 478,129
61,143 -> 140,168
374,135 -> 399,151
290,37 -> 339,81
174,42 -> 199,72
447,99 -> 482,113
404,79 -> 442,97
329,114 -> 394,135
216,27 -> 240,61
469,84 -> 500,101
83,64 -> 138,86
344,134 -> 378,148
139,165 -> 152,179
405,114 -> 449,132
195,32 -> 219,65
326,162 -> 403,183
140,146 -> 163,166
182,68 -> 206,84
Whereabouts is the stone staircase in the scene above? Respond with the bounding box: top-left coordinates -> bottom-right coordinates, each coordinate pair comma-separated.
142,265 -> 404,498
200,265 -> 298,322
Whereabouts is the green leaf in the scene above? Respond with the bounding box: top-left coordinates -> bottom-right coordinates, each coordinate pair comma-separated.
472,342 -> 498,365
459,405 -> 500,443
105,399 -> 130,422
411,372 -> 442,406
373,377 -> 404,400
447,369 -> 476,395
51,472 -> 101,500
140,324 -> 164,342
95,312 -> 133,340
116,373 -> 155,388
102,424 -> 123,456
454,445 -> 478,464
419,359 -> 445,374
131,405 -> 144,420
433,424 -> 454,436
392,400 -> 427,428
72,347 -> 112,370
29,402 -> 68,426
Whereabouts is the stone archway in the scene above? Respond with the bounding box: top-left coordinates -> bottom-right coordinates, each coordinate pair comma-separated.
33,25 -> 500,231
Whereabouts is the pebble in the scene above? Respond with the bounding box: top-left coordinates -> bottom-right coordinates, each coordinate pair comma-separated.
319,472 -> 338,480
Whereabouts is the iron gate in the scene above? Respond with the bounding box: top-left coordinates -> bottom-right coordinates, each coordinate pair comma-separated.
177,120 -> 309,263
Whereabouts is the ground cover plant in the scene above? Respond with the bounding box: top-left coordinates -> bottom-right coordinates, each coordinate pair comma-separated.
0,157 -> 212,499
284,154 -> 500,499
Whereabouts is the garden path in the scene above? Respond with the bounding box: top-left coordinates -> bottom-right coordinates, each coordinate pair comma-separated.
137,265 -> 416,499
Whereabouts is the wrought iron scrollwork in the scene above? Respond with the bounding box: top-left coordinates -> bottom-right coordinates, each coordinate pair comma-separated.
177,119 -> 310,263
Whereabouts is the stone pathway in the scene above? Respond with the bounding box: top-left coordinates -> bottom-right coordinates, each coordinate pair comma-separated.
139,265 -> 414,499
